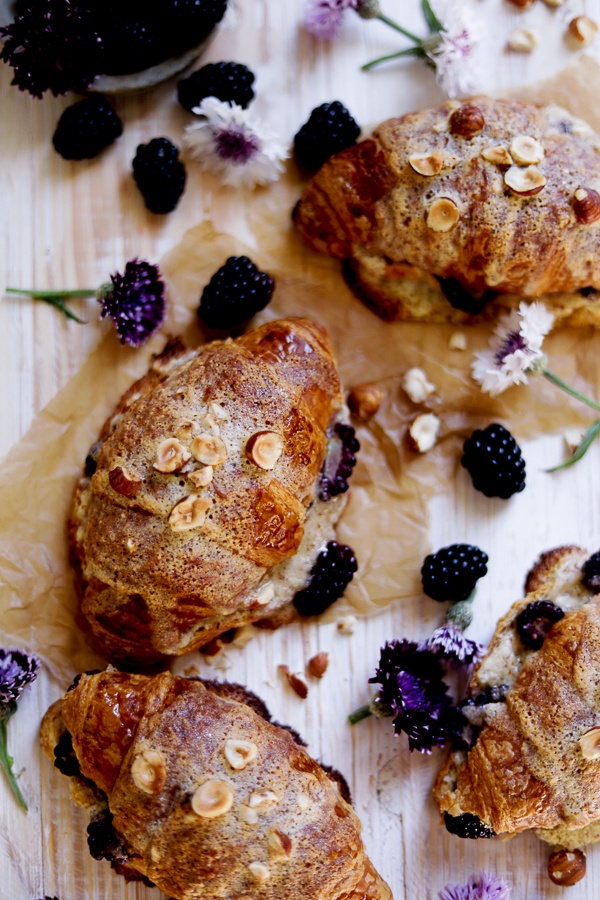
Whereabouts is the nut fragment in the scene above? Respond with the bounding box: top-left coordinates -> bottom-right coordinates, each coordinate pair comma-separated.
189,466 -> 214,488
255,583 -> 275,606
337,615 -> 357,634
192,780 -> 234,818
131,749 -> 167,795
307,652 -> 329,678
426,198 -> 460,233
408,150 -> 461,176
573,188 -> 600,225
348,384 -> 383,421
579,726 -> 600,759
504,165 -> 546,196
168,494 -> 212,532
568,16 -> 598,46
402,367 -> 435,404
248,862 -> 271,883
507,0 -> 535,7
248,790 -> 279,808
407,413 -> 440,453
449,105 -> 485,138
268,830 -> 293,860
109,465 -> 142,498
297,793 -> 310,810
507,27 -> 538,52
238,804 -> 259,824
224,739 -> 258,770
191,433 -> 228,467
448,332 -> 467,351
541,0 -> 564,6
564,428 -> 585,454
481,146 -> 513,166
279,665 -> 308,699
175,419 -> 200,441
548,849 -> 586,886
154,438 -> 192,473
246,432 -> 284,470
509,136 -> 545,166
209,402 -> 230,420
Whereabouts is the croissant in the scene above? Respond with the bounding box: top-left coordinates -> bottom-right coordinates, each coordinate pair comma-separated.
69,317 -> 358,664
294,97 -> 600,325
40,669 -> 392,900
434,545 -> 600,864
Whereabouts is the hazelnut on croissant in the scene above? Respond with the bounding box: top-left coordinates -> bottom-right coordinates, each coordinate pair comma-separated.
294,97 -> 600,326
40,670 -> 392,900
69,318 -> 359,664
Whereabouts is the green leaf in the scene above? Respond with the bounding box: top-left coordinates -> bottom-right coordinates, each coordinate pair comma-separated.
361,46 -> 426,71
546,417 -> 600,472
6,288 -> 91,324
421,0 -> 443,33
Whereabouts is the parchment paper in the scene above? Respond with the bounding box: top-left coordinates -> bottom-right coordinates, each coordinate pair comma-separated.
2,58 -> 600,682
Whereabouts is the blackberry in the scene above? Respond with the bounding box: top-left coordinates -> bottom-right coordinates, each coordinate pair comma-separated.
516,600 -> 564,650
421,544 -> 488,603
583,552 -> 600,593
473,684 -> 509,705
85,441 -> 104,477
293,541 -> 358,616
53,729 -> 81,777
319,763 -> 352,805
87,807 -> 130,863
436,277 -> 497,316
461,423 -> 526,499
178,62 -> 255,112
294,101 -> 360,171
96,13 -> 163,75
67,669 -> 102,691
444,812 -> 495,839
132,138 -> 186,214
319,423 -> 360,500
52,95 -> 122,160
197,256 -> 274,329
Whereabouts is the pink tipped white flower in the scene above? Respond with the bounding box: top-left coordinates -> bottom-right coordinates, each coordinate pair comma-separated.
305,0 -> 358,41
184,97 -> 289,189
425,0 -> 484,98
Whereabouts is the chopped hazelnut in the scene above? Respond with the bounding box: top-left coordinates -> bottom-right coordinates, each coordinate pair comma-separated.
427,198 -> 460,233
248,862 -> 271,883
175,419 -> 200,441
579,726 -> 600,759
548,849 -> 586,886
541,0 -> 565,6
337,615 -> 358,634
268,830 -> 293,860
504,165 -> 546,196
449,105 -> 485,138
564,428 -> 585,454
348,384 -> 383,421
131,749 -> 167,795
238,804 -> 259,824
255,583 -> 275,606
507,27 -> 538,52
224,739 -> 258,770
200,414 -> 220,436
307,652 -> 329,678
573,188 -> 600,225
189,466 -> 214,488
154,438 -> 191,473
408,150 -> 461,176
109,465 -> 142,498
192,780 -> 234,818
168,494 -> 212,532
248,790 -> 279,808
407,413 -> 441,453
402,368 -> 435,404
184,664 -> 200,677
279,665 -> 308,699
246,432 -> 284,470
481,146 -> 513,166
448,332 -> 467,351
507,0 -> 535,7
191,434 -> 228,467
297,793 -> 310,810
509,136 -> 545,166
209,402 -> 230,420
568,16 -> 598,46
230,625 -> 256,648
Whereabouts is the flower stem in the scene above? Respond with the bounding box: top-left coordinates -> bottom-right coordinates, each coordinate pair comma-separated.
6,288 -> 92,324
361,45 -> 425,71
0,702 -> 28,812
348,703 -> 373,725
543,369 -> 600,413
375,13 -> 422,44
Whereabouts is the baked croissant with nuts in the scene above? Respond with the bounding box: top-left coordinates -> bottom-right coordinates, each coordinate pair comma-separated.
40,669 -> 392,900
69,317 -> 359,664
294,96 -> 600,326
434,545 -> 600,882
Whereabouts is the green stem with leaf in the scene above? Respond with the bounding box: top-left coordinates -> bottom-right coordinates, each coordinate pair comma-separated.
6,287 -> 94,324
0,701 -> 28,812
540,370 -> 600,472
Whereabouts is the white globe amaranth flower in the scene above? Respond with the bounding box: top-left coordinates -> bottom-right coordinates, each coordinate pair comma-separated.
425,0 -> 484,98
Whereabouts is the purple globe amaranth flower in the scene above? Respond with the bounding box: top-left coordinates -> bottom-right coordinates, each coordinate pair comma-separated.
422,624 -> 484,669
0,648 -> 41,705
439,870 -> 511,900
305,0 -> 358,41
0,1 -> 103,98
98,260 -> 167,348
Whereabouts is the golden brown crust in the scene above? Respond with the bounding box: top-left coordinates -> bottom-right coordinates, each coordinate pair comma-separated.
295,97 -> 600,324
42,671 -> 392,900
69,318 -> 347,663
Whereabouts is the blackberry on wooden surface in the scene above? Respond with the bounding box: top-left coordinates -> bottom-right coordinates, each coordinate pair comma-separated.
53,95 -> 122,160
294,101 -> 360,171
132,138 -> 186,214
421,544 -> 488,603
197,256 -> 274,329
178,62 -> 255,112
461,423 -> 526,499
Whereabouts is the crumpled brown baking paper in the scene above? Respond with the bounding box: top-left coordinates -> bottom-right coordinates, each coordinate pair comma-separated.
2,58 -> 600,682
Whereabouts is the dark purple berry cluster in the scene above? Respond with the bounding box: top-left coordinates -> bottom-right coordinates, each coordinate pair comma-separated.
87,807 -> 130,863
444,811 -> 495,839
294,101 -> 360,171
516,600 -> 564,650
178,61 -> 255,112
319,423 -> 360,501
132,138 -> 186,214
53,95 -> 122,160
421,544 -> 488,603
53,729 -> 81,778
462,424 -> 526,499
293,541 -> 358,617
197,256 -> 275,330
583,552 -> 600,593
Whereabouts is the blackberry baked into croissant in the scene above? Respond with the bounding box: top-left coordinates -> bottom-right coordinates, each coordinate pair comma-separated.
435,545 -> 600,874
69,317 -> 359,664
40,669 -> 392,900
294,96 -> 600,325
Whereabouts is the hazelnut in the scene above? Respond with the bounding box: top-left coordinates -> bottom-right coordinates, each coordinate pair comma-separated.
209,402 -> 230,420
268,830 -> 293,860
200,414 -> 220,436
248,790 -> 279,808
449,105 -> 485,138
337,615 -> 358,634
248,862 -> 271,883
168,494 -> 212,532
573,188 -> 600,225
348,384 -> 383,421
507,0 -> 535,7
255,583 -> 275,606
175,419 -> 200,441
109,465 -> 142,498
307,652 -> 329,678
426,198 -> 460,233
238,804 -> 259,824
504,165 -> 546,196
481,146 -> 513,166
548,849 -> 586,886
507,27 -> 538,52
231,624 -> 256,648
402,367 -> 435,404
509,136 -> 545,166
407,413 -> 441,453
246,432 -> 284,470
408,150 -> 461,176
154,438 -> 191,473
297,793 -> 310,810
279,665 -> 308,699
541,0 -> 564,6
224,739 -> 258,770
564,428 -> 585,454
188,466 -> 214,487
191,434 -> 228,467
448,332 -> 467,351
579,726 -> 600,759
131,749 -> 167,794
568,16 -> 598,46
192,780 -> 234,818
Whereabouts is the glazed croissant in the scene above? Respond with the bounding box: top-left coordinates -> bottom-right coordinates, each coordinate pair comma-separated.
435,546 -> 600,855
294,97 -> 600,325
40,670 -> 392,900
69,317 -> 357,664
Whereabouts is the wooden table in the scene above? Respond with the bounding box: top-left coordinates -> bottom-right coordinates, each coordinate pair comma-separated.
3,1 -> 600,898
